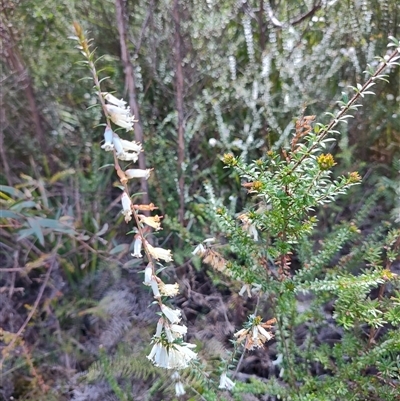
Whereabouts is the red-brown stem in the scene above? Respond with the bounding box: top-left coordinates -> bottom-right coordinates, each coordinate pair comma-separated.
366,282 -> 386,350
74,22 -> 166,309
114,0 -> 150,208
173,0 -> 186,226
287,48 -> 400,176
1,10 -> 49,158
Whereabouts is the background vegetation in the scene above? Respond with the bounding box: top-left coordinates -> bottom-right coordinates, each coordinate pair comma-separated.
1,0 -> 399,400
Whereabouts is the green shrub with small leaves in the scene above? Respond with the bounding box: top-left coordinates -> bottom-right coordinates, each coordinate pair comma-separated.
191,37 -> 400,400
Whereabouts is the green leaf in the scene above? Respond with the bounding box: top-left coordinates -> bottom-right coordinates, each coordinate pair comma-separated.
0,210 -> 22,219
27,217 -> 45,246
0,185 -> 24,199
110,244 -> 129,255
10,200 -> 38,212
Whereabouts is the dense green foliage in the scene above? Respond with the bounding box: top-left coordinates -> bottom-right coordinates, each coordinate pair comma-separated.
1,0 -> 399,400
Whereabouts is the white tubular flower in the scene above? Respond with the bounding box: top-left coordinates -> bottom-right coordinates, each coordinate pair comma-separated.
234,328 -> 249,342
192,243 -> 206,256
138,214 -> 162,231
248,223 -> 258,241
121,192 -> 132,223
238,213 -> 258,241
234,316 -> 276,350
132,235 -> 142,258
239,284 -> 252,298
112,134 -> 140,161
219,372 -> 235,390
147,339 -> 169,368
117,151 -> 139,162
147,339 -> 196,370
159,282 -> 179,297
105,104 -> 135,131
251,283 -> 262,296
161,304 -> 181,324
106,104 -> 130,116
146,242 -> 173,262
103,92 -> 127,108
164,326 -> 175,343
112,133 -> 124,155
120,139 -> 142,153
168,343 -> 197,369
155,318 -> 164,337
175,381 -> 185,396
125,168 -> 152,180
172,371 -> 186,395
113,118 -> 134,131
150,279 -> 161,298
170,324 -> 187,338
143,263 -> 152,284
256,324 -> 273,342
164,323 -> 187,343
171,371 -> 180,380
101,126 -> 114,151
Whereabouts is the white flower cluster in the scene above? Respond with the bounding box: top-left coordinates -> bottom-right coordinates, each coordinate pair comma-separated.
147,338 -> 197,370
141,263 -> 196,370
101,126 -> 142,162
103,92 -> 136,131
132,236 -> 173,262
140,252 -> 197,370
73,28 -> 198,385
99,92 -> 196,373
238,282 -> 262,298
142,264 -> 180,299
234,314 -> 276,350
143,270 -> 196,370
171,371 -> 186,396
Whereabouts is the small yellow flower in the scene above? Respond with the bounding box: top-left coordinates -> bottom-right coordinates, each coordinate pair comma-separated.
132,203 -> 158,211
138,214 -> 162,231
348,171 -> 362,183
317,153 -> 336,170
252,181 -> 263,192
222,153 -> 238,166
146,242 -> 173,262
159,281 -> 179,297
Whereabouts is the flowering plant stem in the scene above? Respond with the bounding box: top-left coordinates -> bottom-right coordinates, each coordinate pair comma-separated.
73,21 -> 197,378
287,46 -> 400,175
